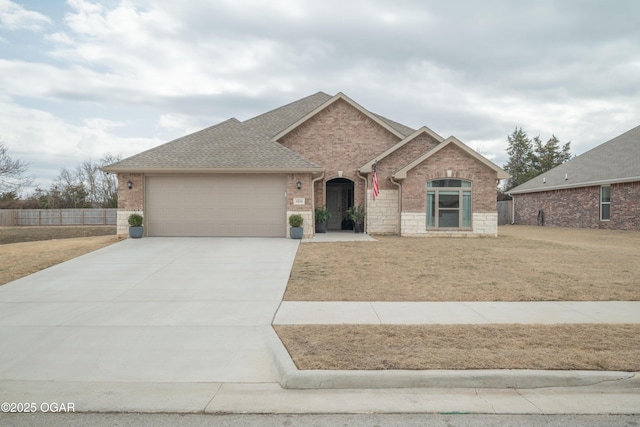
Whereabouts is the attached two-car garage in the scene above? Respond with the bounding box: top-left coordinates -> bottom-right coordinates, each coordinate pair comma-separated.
145,174 -> 287,237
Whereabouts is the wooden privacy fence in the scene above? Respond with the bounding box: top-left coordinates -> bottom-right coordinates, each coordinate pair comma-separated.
497,200 -> 513,225
0,209 -> 117,226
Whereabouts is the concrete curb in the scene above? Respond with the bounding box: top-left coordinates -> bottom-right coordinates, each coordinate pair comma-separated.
280,368 -> 638,390
266,329 -> 638,390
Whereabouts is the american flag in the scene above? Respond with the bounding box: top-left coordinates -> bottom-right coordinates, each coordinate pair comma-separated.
372,162 -> 379,200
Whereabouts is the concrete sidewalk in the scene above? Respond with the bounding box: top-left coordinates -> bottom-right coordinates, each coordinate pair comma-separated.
274,301 -> 640,324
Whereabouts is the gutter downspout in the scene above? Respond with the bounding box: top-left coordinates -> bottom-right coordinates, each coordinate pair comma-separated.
390,176 -> 402,236
311,172 -> 325,230
507,192 -> 515,225
356,169 -> 368,233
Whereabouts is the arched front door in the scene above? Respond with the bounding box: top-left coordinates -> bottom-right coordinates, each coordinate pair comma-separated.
326,178 -> 354,230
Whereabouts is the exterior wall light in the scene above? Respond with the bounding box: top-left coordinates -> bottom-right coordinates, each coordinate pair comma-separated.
296,180 -> 302,190
127,180 -> 133,189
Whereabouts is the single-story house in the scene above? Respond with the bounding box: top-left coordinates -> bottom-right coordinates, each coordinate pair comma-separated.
103,92 -> 508,238
508,125 -> 640,230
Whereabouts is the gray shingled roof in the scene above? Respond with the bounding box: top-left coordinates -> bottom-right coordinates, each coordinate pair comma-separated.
103,91 -> 419,173
244,92 -> 333,138
373,113 -> 415,137
102,118 -> 321,172
509,124 -> 640,194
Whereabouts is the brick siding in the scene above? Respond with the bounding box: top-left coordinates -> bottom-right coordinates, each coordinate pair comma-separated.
401,144 -> 498,213
117,173 -> 144,210
513,181 -> 640,230
278,99 -> 400,209
117,99 -> 504,238
116,173 -> 145,236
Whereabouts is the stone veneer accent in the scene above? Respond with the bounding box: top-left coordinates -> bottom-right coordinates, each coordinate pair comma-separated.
116,209 -> 144,236
287,210 -> 313,239
366,189 -> 399,234
401,212 -> 498,237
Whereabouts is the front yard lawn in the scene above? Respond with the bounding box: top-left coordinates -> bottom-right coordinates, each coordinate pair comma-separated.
278,226 -> 640,371
284,226 -> 640,301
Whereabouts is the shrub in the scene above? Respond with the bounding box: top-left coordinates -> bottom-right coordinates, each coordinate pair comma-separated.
314,207 -> 332,223
128,213 -> 143,227
288,214 -> 303,227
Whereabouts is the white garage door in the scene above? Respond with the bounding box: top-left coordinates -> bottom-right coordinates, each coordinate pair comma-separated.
146,174 -> 286,237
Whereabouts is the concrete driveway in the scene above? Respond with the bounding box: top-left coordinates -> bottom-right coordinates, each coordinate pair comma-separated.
0,237 -> 299,384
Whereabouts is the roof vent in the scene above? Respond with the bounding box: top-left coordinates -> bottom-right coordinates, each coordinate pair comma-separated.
565,173 -> 568,181
543,177 -> 546,184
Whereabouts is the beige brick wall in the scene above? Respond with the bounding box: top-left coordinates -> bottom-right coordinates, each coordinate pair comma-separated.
400,212 -> 498,237
287,173 -> 313,212
366,189 -> 399,234
117,173 -> 144,210
402,144 -> 498,213
278,99 -> 401,209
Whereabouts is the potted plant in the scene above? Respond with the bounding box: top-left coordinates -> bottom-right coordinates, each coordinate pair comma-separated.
128,213 -> 144,238
347,205 -> 366,233
341,217 -> 354,230
314,207 -> 331,233
289,214 -> 304,239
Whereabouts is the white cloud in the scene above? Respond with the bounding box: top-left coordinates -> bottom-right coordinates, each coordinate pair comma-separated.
0,0 -> 51,31
0,95 -> 160,187
83,117 -> 125,131
1,0 -> 639,188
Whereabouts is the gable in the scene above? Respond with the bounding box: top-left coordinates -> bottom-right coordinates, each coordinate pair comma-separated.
276,98 -> 403,172
360,126 -> 444,173
273,92 -> 410,142
394,137 -> 509,180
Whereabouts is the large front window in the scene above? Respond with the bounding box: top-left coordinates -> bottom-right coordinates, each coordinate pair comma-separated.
427,179 -> 472,229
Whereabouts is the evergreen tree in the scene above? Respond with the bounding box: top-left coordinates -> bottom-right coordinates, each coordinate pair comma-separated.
503,127 -> 536,190
504,128 -> 572,191
532,135 -> 572,173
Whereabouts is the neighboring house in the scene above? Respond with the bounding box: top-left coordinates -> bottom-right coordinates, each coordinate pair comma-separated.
508,125 -> 640,230
102,92 -> 508,238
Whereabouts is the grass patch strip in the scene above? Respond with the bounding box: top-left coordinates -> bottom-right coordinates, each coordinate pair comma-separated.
275,324 -> 640,371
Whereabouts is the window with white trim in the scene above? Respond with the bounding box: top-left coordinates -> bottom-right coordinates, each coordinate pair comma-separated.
426,179 -> 472,229
600,186 -> 610,221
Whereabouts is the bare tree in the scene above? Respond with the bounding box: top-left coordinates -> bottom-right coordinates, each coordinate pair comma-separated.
99,153 -> 120,208
0,140 -> 32,194
43,153 -> 122,208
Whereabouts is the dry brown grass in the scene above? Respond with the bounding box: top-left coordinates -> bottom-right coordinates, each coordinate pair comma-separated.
284,226 -> 640,301
275,324 -> 640,371
0,227 -> 122,285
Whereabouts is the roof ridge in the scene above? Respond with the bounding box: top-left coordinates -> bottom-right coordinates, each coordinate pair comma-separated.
242,92 -> 333,138
244,91 -> 331,123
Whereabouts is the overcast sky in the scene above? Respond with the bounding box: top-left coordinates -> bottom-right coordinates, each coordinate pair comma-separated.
1,0 -> 639,191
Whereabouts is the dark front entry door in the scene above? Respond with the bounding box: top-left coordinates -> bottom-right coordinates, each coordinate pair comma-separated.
325,178 -> 354,230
